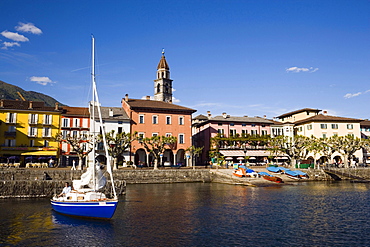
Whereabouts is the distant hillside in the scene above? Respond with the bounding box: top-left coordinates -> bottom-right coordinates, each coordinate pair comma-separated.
0,80 -> 65,107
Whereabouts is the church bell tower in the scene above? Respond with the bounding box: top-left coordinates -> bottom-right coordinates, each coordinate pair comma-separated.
154,49 -> 173,102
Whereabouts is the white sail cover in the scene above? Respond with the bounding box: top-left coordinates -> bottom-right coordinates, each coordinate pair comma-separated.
73,162 -> 107,191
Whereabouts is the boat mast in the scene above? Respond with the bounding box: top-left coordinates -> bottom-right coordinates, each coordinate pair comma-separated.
91,36 -> 117,198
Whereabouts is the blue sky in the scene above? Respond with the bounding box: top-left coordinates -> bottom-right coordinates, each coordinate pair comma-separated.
0,0 -> 369,119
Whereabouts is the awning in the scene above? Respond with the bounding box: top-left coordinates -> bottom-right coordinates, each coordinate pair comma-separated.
21,151 -> 58,156
219,150 -> 271,157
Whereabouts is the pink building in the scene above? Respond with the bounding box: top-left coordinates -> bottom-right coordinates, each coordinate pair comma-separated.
193,112 -> 274,164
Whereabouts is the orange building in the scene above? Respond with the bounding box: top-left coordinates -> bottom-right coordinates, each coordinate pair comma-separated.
121,51 -> 196,167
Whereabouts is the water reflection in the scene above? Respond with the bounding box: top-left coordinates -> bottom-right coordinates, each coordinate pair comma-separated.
0,182 -> 369,246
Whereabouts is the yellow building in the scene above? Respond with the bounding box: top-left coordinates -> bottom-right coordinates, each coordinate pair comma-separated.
0,100 -> 62,166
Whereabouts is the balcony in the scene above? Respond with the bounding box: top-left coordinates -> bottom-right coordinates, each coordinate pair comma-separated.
5,119 -> 16,124
4,131 -> 16,137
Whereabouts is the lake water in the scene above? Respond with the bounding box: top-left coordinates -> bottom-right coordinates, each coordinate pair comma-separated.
0,181 -> 369,246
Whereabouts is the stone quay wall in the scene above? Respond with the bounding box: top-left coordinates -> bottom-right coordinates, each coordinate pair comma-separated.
0,169 -> 211,198
1,168 -> 369,198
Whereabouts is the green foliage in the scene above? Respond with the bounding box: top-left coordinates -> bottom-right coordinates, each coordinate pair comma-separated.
99,130 -> 135,159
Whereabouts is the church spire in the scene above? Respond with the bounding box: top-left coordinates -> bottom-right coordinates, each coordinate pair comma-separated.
154,49 -> 173,102
157,49 -> 169,70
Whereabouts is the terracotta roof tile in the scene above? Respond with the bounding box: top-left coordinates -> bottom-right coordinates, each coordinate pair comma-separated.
277,108 -> 321,118
61,106 -> 89,117
0,99 -> 60,112
125,98 -> 196,113
294,114 -> 362,124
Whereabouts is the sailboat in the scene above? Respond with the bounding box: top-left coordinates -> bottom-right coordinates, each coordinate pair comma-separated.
51,36 -> 119,219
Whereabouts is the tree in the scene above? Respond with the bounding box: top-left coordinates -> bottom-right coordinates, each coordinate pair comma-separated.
55,133 -> 94,170
99,130 -> 136,170
140,135 -> 177,170
329,135 -> 363,168
306,136 -> 325,168
318,137 -> 335,166
185,145 -> 204,168
268,135 -> 311,167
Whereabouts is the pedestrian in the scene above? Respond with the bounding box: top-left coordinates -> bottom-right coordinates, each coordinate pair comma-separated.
71,160 -> 76,170
48,158 -> 54,168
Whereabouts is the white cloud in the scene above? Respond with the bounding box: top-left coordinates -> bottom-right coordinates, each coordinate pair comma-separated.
172,97 -> 180,103
30,76 -> 56,86
1,31 -> 29,42
344,89 -> 370,99
15,22 -> 42,35
1,41 -> 20,50
344,92 -> 362,99
286,66 -> 319,73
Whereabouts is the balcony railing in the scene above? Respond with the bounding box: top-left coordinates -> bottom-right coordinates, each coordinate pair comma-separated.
4,131 -> 16,137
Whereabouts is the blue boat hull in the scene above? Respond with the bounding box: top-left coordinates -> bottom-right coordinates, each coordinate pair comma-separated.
51,200 -> 118,219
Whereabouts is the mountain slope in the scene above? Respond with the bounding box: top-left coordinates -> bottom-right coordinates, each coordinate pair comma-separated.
0,80 -> 64,107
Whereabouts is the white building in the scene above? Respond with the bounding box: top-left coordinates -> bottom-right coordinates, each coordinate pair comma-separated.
88,103 -> 130,166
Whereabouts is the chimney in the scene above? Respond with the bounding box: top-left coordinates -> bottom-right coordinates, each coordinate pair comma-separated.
146,96 -> 150,100
207,111 -> 211,119
125,94 -> 129,102
323,110 -> 328,115
222,112 -> 227,118
264,115 -> 266,119
28,101 -> 33,109
109,108 -> 113,117
55,102 -> 59,110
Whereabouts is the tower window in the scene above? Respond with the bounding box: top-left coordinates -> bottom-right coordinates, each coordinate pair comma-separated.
157,84 -> 160,93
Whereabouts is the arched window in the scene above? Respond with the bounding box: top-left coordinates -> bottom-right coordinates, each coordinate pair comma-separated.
157,84 -> 160,93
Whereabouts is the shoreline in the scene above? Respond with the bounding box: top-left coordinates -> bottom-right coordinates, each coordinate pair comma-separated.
0,167 -> 369,198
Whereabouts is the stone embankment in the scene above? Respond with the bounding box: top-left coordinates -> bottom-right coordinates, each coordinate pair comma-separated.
0,167 -> 369,198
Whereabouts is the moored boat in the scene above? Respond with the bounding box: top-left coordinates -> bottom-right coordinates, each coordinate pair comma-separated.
285,170 -> 301,180
233,168 -> 247,177
294,170 -> 309,179
259,172 -> 284,183
51,36 -> 119,219
278,167 -> 290,174
266,166 -> 281,173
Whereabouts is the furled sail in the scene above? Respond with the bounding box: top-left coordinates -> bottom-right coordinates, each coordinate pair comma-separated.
73,162 -> 107,190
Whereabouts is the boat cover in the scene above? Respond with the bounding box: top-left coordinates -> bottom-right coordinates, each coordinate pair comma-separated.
267,167 -> 280,173
294,170 -> 307,175
285,170 -> 299,176
259,172 -> 271,176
